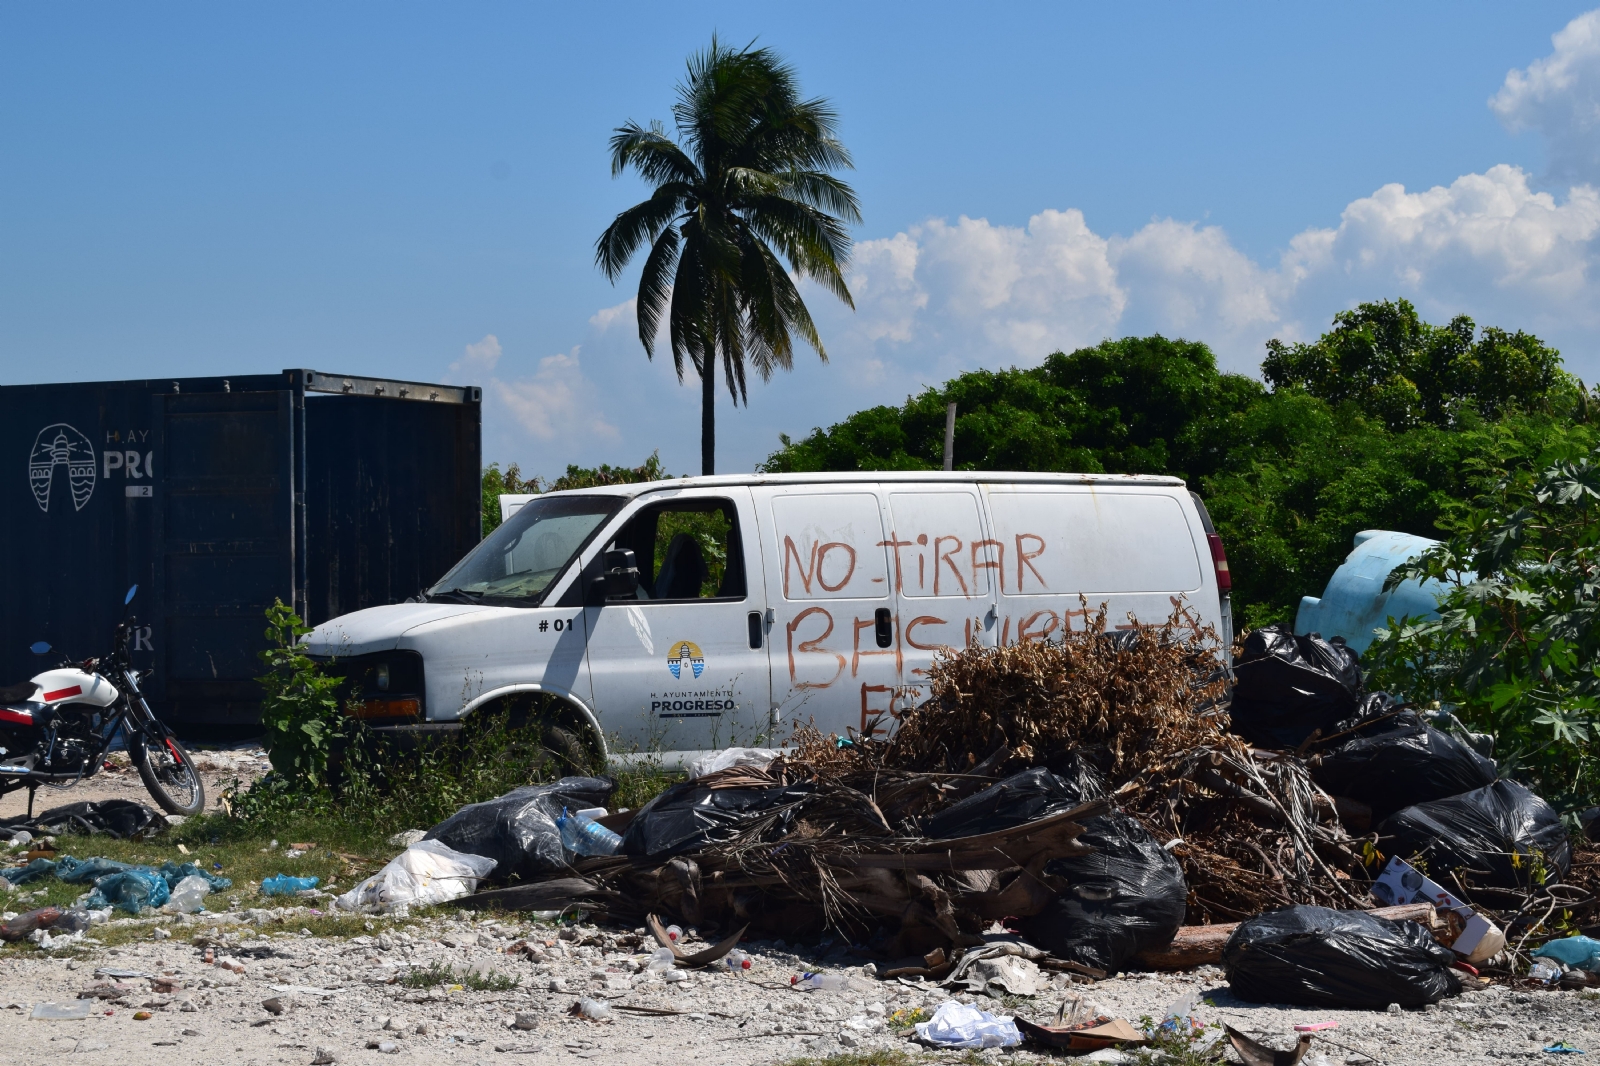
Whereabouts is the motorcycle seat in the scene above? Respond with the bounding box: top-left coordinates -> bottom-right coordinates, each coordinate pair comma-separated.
0,681 -> 39,704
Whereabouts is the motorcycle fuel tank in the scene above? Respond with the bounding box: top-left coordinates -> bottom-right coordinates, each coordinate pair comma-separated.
28,668 -> 117,708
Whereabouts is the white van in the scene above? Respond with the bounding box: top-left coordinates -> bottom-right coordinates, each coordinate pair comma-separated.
303,472 -> 1232,765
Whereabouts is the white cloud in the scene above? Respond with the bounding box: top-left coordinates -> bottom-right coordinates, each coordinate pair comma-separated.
589,298 -> 635,333
1492,9 -> 1600,183
450,333 -> 502,374
485,346 -> 619,443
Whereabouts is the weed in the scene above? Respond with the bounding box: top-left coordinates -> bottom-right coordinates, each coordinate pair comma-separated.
1130,1017 -> 1227,1066
400,960 -> 519,991
886,1006 -> 929,1029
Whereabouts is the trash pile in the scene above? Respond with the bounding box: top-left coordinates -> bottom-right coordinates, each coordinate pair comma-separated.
307,606 -> 1585,1031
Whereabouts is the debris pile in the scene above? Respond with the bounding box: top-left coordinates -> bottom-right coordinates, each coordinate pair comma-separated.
384,607 -> 1592,1016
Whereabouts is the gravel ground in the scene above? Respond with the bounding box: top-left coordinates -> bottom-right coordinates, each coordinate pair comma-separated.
0,747 -> 269,822
2,904 -> 1596,1066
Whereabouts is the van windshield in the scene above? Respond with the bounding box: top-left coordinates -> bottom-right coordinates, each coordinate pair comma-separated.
427,495 -> 622,605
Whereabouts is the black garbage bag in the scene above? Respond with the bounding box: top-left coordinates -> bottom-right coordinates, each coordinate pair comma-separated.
923,760 -> 1105,840
1222,905 -> 1459,1008
425,776 -> 615,878
621,780 -> 815,860
1013,811 -> 1187,975
0,799 -> 164,839
1312,711 -> 1499,821
1229,624 -> 1364,749
1377,779 -> 1571,889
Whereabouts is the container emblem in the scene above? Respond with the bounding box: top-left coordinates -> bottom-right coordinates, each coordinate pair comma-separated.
28,424 -> 96,513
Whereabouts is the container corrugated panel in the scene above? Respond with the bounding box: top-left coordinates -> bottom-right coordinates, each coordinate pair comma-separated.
0,370 -> 482,729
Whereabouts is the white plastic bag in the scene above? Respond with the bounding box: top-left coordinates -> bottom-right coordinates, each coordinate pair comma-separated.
687,747 -> 779,779
162,874 -> 212,914
914,1000 -> 1022,1049
334,839 -> 496,913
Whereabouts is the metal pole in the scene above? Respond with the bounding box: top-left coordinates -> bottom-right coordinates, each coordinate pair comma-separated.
943,402 -> 957,471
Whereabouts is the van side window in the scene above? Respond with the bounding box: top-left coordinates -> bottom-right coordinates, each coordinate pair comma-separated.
607,498 -> 746,601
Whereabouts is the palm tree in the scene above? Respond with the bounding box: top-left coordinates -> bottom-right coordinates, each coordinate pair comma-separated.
596,38 -> 861,475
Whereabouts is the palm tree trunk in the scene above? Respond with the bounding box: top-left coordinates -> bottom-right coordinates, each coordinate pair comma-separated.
700,349 -> 716,476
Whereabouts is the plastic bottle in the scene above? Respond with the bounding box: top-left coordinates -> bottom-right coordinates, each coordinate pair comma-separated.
791,971 -> 847,990
724,949 -> 752,972
260,874 -> 320,896
664,924 -> 683,942
646,947 -> 676,974
1530,958 -> 1564,984
163,874 -> 212,914
557,807 -> 623,858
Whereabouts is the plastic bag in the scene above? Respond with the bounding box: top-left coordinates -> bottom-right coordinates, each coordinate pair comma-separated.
1222,905 -> 1460,1008
621,780 -> 815,860
688,747 -> 780,779
0,799 -> 163,839
1229,624 -> 1363,748
158,860 -> 231,893
924,763 -> 1105,840
914,1000 -> 1022,1049
261,874 -> 320,895
1377,779 -> 1571,890
1312,711 -> 1498,820
334,839 -> 497,913
163,874 -> 212,913
424,776 -> 615,878
86,869 -> 170,913
1532,936 -> 1600,973
1013,810 -> 1187,975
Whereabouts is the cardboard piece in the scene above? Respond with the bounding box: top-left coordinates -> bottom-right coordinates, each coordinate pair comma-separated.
1371,856 -> 1506,963
1014,1014 -> 1148,1050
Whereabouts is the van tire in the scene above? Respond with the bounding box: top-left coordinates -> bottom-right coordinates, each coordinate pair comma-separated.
541,723 -> 598,776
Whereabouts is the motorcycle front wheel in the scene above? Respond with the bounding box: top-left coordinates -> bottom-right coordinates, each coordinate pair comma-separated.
132,733 -> 206,816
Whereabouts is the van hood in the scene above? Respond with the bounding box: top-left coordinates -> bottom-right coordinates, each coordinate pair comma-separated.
303,603 -> 496,657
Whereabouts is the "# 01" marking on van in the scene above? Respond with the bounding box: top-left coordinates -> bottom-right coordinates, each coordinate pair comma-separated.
666,640 -> 706,680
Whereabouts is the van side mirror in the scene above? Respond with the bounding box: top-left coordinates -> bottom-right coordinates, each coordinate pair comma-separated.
598,549 -> 640,601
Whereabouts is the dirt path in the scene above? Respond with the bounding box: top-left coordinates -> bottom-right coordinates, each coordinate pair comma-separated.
2,906 -> 1595,1066
0,747 -> 269,822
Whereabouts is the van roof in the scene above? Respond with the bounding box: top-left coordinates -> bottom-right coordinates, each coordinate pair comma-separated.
542,470 -> 1188,499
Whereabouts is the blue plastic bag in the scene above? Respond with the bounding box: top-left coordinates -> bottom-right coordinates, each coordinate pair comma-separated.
86,869 -> 170,913
260,874 -> 319,896
159,861 -> 231,892
57,856 -> 138,883
0,857 -> 60,885
1532,936 -> 1600,973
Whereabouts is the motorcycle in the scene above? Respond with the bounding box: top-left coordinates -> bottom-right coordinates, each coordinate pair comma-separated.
0,585 -> 204,818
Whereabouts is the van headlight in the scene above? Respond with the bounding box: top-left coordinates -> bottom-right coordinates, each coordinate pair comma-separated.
376,663 -> 390,691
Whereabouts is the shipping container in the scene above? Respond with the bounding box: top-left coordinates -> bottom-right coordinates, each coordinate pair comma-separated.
0,370 -> 482,729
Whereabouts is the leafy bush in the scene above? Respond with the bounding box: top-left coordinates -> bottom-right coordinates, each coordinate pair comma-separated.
256,599 -> 345,790
1367,437 -> 1600,811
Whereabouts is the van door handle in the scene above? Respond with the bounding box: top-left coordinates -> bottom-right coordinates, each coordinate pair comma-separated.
874,608 -> 893,648
747,611 -> 763,650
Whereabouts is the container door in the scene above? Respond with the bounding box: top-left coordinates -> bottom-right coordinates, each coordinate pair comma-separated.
581,488 -> 770,754
755,485 -> 900,741
885,486 -> 1001,708
152,391 -> 296,725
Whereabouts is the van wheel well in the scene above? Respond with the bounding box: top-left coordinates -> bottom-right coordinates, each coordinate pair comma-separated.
470,692 -> 601,776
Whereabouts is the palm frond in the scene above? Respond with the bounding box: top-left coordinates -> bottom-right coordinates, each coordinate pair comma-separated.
634,224 -> 682,356
608,121 -> 701,186
595,182 -> 692,281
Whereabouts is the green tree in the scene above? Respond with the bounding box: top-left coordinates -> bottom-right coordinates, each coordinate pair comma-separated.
480,454 -> 674,536
596,37 -> 861,475
1262,298 -> 1574,430
1366,426 -> 1600,809
480,462 -> 536,537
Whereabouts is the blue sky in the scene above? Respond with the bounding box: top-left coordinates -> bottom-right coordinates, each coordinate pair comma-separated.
3,3 -> 1599,477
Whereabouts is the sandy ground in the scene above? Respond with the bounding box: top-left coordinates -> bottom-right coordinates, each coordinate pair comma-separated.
2,905 -> 1597,1066
0,747 -> 269,822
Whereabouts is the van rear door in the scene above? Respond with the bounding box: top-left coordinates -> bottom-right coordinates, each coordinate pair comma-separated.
980,483 -> 1214,644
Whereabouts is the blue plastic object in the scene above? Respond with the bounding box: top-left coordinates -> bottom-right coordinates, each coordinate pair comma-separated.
556,807 -> 623,857
1295,530 -> 1458,654
1533,935 -> 1600,973
260,874 -> 320,896
87,870 -> 170,913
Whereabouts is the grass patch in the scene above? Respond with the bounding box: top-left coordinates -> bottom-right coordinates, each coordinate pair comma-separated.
400,959 -> 520,991
778,1052 -> 915,1066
